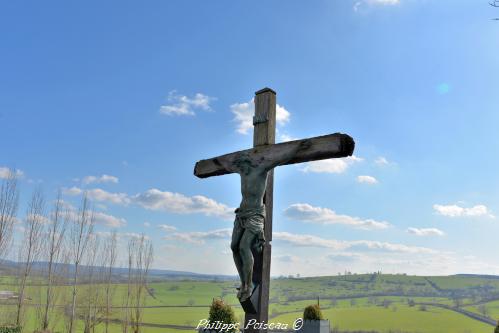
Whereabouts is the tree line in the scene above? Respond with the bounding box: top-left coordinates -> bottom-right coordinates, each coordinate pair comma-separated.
0,171 -> 154,333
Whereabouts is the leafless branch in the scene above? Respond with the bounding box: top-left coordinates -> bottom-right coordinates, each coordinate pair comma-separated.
68,193 -> 95,333
16,187 -> 45,327
0,170 -> 19,259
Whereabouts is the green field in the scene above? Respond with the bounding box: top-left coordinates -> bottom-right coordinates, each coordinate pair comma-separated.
1,273 -> 499,333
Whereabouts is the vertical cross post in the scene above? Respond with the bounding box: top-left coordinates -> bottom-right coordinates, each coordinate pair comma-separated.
244,87 -> 276,332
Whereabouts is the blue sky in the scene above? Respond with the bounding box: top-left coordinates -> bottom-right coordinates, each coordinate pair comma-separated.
1,0 -> 499,276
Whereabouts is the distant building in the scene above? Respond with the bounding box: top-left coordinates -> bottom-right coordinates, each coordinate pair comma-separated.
0,290 -> 18,300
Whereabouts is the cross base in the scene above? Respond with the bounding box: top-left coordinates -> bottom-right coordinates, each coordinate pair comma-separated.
239,284 -> 260,314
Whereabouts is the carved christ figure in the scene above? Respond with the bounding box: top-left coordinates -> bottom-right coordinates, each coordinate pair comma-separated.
218,140 -> 311,301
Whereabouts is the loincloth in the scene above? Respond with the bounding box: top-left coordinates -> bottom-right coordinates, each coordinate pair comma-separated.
234,206 -> 266,246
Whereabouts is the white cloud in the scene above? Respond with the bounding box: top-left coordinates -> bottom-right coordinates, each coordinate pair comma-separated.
122,232 -> 149,240
230,98 -> 290,135
164,228 -> 232,245
273,231 -> 436,254
284,203 -> 389,230
407,227 -> 445,237
276,104 -> 291,125
278,131 -> 298,142
93,212 -> 126,228
354,0 -> 400,11
143,222 -> 151,227
357,175 -> 378,184
82,174 -> 119,185
158,224 -> 177,232
374,156 -> 390,166
433,204 -> 494,218
327,252 -> 365,262
25,214 -> 51,226
301,156 -> 363,174
63,187 -> 130,206
133,189 -> 234,220
87,188 -> 130,205
64,187 -> 234,220
274,254 -> 300,263
63,187 -> 83,196
159,91 -> 216,116
0,167 -> 24,179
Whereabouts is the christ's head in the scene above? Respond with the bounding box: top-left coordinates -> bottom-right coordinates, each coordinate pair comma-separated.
233,153 -> 257,175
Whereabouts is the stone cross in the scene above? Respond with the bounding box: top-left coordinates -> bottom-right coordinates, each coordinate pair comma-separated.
194,88 -> 355,333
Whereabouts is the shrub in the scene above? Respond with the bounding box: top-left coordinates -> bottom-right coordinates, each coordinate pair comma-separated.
0,327 -> 21,333
495,320 -> 499,333
208,298 -> 238,332
303,304 -> 324,320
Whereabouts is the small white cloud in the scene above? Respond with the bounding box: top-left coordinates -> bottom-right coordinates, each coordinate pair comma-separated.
374,157 -> 390,166
82,174 -> 119,185
133,189 -> 234,220
93,212 -> 126,228
158,224 -> 177,232
357,175 -> 378,184
164,228 -> 232,245
122,232 -> 149,240
276,104 -> 290,125
301,156 -> 363,174
278,133 -> 298,142
159,90 -> 216,116
274,254 -> 299,263
284,203 -> 390,230
63,187 -> 131,206
143,222 -> 151,227
433,204 -> 494,218
63,187 -> 83,196
407,227 -> 445,237
230,98 -> 290,135
0,167 -> 24,179
328,252 -> 365,262
354,0 -> 399,11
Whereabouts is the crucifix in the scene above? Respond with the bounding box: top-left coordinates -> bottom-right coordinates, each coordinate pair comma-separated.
194,88 -> 355,332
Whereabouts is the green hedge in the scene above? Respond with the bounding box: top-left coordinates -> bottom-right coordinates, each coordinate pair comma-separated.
303,304 -> 324,320
208,298 -> 238,333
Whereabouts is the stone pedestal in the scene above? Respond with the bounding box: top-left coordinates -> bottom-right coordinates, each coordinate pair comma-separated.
297,320 -> 330,333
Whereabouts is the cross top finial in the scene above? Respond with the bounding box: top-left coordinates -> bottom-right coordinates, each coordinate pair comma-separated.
255,87 -> 276,95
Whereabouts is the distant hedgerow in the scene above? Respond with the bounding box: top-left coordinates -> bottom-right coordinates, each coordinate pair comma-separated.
0,327 -> 21,333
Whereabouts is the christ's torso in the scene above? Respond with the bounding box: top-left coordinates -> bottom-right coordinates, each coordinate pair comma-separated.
239,169 -> 269,210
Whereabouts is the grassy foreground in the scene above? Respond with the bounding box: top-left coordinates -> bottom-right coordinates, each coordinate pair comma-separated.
1,273 -> 499,333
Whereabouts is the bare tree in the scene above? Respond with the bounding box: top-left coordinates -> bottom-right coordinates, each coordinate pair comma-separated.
478,304 -> 490,317
40,190 -> 69,331
123,239 -> 133,333
130,234 -> 153,333
68,194 -> 95,333
491,0 -> 499,20
16,188 -> 45,327
82,235 -> 103,333
104,231 -> 118,333
0,171 -> 19,260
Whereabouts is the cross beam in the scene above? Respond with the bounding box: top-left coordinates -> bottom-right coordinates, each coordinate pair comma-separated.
194,133 -> 355,179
